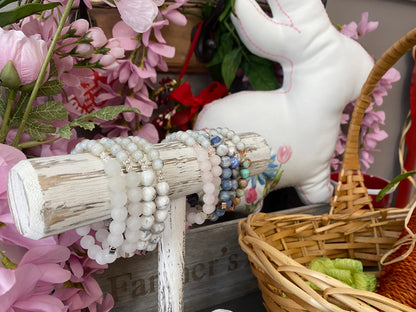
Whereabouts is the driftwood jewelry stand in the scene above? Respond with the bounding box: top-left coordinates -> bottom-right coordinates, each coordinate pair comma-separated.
7,132 -> 270,312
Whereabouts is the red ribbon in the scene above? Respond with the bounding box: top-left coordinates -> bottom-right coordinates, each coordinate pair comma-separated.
169,81 -> 228,127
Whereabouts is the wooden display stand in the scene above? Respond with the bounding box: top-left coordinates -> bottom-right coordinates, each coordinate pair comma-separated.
7,132 -> 270,312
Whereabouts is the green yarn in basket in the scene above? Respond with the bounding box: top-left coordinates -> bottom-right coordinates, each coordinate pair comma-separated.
309,257 -> 376,291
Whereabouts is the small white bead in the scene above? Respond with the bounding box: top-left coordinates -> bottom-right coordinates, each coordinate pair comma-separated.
132,150 -> 144,162
107,233 -> 124,247
203,194 -> 215,205
126,172 -> 141,187
80,235 -> 95,249
109,175 -> 126,192
185,136 -> 195,146
142,187 -> 156,201
127,188 -> 142,203
122,241 -> 137,254
149,234 -> 161,244
148,149 -> 160,160
110,144 -> 122,155
199,160 -> 212,172
203,182 -> 215,194
109,221 -> 126,234
236,142 -> 245,151
110,192 -> 127,207
76,225 -> 91,236
202,204 -> 216,214
126,216 -> 141,230
104,251 -> 117,263
111,207 -> 128,221
116,150 -> 129,162
95,229 -> 109,242
142,201 -> 156,216
155,182 -> 169,195
141,170 -> 155,186
151,222 -> 165,234
137,230 -> 151,241
152,159 -> 164,171
155,195 -> 170,209
124,229 -> 139,243
140,215 -> 154,230
87,244 -> 101,260
211,166 -> 223,177
128,203 -> 142,216
91,142 -> 104,156
216,144 -> 228,156
91,221 -> 105,231
126,142 -> 138,153
155,209 -> 168,222
146,243 -> 157,252
201,171 -> 214,183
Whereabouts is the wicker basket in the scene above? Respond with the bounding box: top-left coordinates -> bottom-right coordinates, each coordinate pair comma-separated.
238,29 -> 416,312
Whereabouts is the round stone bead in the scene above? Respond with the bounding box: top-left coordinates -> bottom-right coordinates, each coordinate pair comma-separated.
240,158 -> 251,169
109,221 -> 126,234
148,149 -> 160,160
137,230 -> 151,241
76,225 -> 91,236
142,201 -> 156,216
220,156 -> 231,168
126,216 -> 141,230
156,182 -> 169,195
126,142 -> 138,153
221,179 -> 233,191
219,190 -> 231,201
107,233 -> 124,248
240,168 -> 250,179
140,215 -> 155,230
230,157 -> 240,169
127,188 -> 142,202
221,168 -> 232,179
91,142 -> 104,156
151,222 -> 165,234
111,207 -> 128,221
215,207 -> 226,217
231,179 -> 239,190
152,159 -> 164,171
155,209 -> 168,222
132,150 -> 144,162
95,228 -> 109,242
155,195 -> 170,209
142,186 -> 156,201
141,169 -> 156,186
238,178 -> 248,188
105,159 -> 122,176
80,235 -> 95,249
137,240 -> 148,250
210,135 -> 222,147
235,188 -> 245,198
126,171 -> 141,187
110,144 -> 122,156
87,244 -> 101,260
216,144 -> 228,156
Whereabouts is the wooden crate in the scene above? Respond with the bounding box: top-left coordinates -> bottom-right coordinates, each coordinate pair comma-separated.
95,204 -> 330,311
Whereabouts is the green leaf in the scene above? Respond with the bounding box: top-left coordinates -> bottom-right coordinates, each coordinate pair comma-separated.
219,0 -> 235,22
30,100 -> 68,122
206,32 -> 234,68
242,55 -> 280,90
0,0 -> 19,9
0,2 -> 60,27
24,118 -> 56,141
76,106 -> 141,122
37,80 -> 64,97
57,124 -> 72,139
9,91 -> 30,127
221,48 -> 242,89
376,170 -> 416,201
69,119 -> 98,131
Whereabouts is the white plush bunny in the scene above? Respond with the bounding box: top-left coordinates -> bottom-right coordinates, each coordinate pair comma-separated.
195,0 -> 374,213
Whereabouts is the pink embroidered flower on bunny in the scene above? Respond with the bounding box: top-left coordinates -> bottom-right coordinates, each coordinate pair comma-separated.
277,145 -> 292,164
244,187 -> 258,204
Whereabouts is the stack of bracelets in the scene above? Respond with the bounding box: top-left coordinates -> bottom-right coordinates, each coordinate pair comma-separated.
163,127 -> 251,226
72,127 -> 251,264
71,136 -> 169,265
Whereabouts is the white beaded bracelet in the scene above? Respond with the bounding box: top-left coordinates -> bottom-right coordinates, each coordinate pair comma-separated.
72,136 -> 169,264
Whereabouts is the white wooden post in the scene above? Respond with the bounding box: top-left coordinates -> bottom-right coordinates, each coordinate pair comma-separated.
7,132 -> 270,312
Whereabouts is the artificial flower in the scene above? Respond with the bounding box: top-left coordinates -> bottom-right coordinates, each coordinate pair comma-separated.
0,29 -> 48,86
115,0 -> 158,33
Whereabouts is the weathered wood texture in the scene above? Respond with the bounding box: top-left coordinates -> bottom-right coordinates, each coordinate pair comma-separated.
94,205 -> 330,312
7,132 -> 270,239
158,197 -> 186,312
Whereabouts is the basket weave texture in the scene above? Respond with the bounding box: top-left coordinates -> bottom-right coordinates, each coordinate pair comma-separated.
238,28 -> 416,312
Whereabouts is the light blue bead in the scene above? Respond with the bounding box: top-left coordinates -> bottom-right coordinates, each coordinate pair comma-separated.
221,168 -> 232,179
215,207 -> 226,217
220,156 -> 231,168
240,168 -> 250,179
221,179 -> 232,191
231,179 -> 238,190
230,157 -> 239,169
210,135 -> 222,147
219,190 -> 231,201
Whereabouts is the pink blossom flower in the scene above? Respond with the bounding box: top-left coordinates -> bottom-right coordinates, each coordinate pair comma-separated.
358,12 -> 379,36
244,187 -> 258,204
340,22 -> 358,39
0,28 -> 48,86
112,21 -> 139,51
276,145 -> 292,164
0,144 -> 26,202
87,27 -> 107,48
69,19 -> 90,37
161,0 -> 188,26
115,0 -> 158,33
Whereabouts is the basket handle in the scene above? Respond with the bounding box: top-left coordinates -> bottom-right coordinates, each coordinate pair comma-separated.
332,28 -> 416,215
343,28 -> 416,171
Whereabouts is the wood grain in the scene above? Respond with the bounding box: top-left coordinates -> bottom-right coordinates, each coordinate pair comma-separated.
7,132 -> 270,239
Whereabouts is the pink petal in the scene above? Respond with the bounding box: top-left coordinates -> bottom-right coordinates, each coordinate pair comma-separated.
134,123 -> 159,144
148,42 -> 175,58
116,0 -> 158,33
0,144 -> 26,199
164,10 -> 187,26
37,263 -> 71,283
13,294 -> 65,312
112,21 -> 138,51
19,245 -> 70,265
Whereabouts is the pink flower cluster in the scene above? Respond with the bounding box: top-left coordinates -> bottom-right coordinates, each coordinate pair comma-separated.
95,0 -> 187,143
332,12 -> 400,172
0,144 -> 113,311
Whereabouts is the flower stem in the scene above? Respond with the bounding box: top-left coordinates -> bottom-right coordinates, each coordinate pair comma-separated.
18,136 -> 60,149
0,89 -> 17,143
0,251 -> 17,269
12,0 -> 75,147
